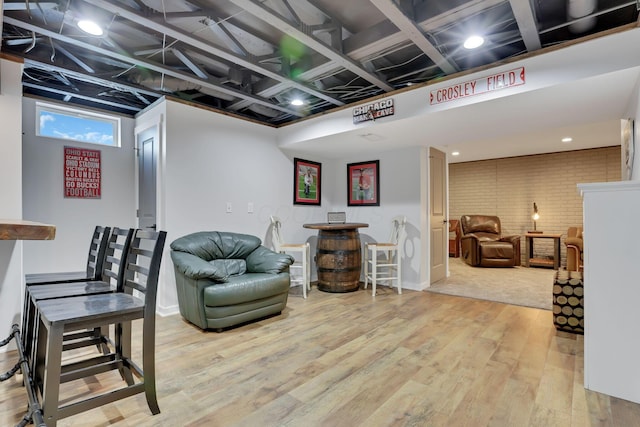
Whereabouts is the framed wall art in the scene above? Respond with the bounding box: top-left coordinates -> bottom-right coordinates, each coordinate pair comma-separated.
294,158 -> 321,205
347,160 -> 379,206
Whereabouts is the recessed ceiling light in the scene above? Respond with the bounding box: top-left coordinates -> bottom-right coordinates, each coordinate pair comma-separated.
77,20 -> 103,36
291,99 -> 304,106
561,137 -> 573,143
451,151 -> 460,156
463,35 -> 484,49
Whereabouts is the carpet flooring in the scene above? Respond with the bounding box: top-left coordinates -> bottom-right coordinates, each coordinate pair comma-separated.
427,257 -> 556,310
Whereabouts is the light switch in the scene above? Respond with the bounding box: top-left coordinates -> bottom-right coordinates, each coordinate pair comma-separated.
226,202 -> 232,213
248,202 -> 254,213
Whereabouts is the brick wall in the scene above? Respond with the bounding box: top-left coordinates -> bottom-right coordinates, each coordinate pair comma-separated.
449,146 -> 621,266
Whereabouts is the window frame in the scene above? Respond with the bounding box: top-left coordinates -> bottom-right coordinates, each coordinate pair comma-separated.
35,102 -> 121,148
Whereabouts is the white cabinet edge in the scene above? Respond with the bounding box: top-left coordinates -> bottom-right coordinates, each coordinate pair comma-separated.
578,180 -> 640,195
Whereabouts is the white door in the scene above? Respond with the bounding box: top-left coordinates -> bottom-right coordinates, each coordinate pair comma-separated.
430,147 -> 447,283
138,135 -> 157,230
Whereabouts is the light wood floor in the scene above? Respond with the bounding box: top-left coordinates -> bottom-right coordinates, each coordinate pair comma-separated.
2,284 -> 640,426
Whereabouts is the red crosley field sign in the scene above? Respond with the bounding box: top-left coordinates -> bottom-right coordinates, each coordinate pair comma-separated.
64,146 -> 101,199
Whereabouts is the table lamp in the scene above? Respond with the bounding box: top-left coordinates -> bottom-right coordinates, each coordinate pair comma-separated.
529,202 -> 542,233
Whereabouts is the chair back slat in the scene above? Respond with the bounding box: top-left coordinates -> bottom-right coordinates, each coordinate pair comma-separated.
102,270 -> 118,281
388,216 -> 407,250
120,229 -> 167,313
86,226 -> 111,280
270,216 -> 284,252
124,279 -> 147,294
134,247 -> 155,258
100,227 -> 135,288
129,263 -> 150,277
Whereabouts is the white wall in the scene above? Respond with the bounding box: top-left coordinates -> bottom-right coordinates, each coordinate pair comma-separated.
22,97 -> 137,274
155,100 -> 326,314
0,58 -> 25,350
147,100 -> 426,315
331,147 -> 424,288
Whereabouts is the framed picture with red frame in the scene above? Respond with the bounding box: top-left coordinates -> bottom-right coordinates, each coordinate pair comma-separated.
347,160 -> 379,206
294,158 -> 321,205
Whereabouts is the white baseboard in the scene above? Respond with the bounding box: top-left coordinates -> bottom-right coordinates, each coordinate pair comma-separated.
156,304 -> 179,317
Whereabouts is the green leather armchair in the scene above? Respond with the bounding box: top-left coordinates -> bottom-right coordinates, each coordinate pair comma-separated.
170,231 -> 294,331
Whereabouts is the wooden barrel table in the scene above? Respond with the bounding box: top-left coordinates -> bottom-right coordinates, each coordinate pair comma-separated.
303,223 -> 368,293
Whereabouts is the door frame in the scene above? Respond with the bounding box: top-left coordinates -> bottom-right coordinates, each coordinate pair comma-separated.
420,146 -> 450,288
134,114 -> 163,230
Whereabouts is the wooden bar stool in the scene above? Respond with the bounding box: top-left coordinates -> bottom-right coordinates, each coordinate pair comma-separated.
364,216 -> 407,296
32,229 -> 166,426
22,228 -> 134,368
270,216 -> 311,298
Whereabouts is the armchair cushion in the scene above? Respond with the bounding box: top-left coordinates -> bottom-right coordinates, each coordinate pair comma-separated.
170,231 -> 261,261
170,252 -> 246,282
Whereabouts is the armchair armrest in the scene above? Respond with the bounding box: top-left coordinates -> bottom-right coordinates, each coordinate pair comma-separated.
565,237 -> 583,251
461,233 -> 480,241
171,251 -> 229,281
246,246 -> 294,274
460,234 -> 481,266
499,235 -> 521,245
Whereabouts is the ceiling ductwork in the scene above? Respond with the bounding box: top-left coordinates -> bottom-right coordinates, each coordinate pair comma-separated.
567,0 -> 598,33
246,103 -> 280,118
133,75 -> 279,118
133,76 -> 236,102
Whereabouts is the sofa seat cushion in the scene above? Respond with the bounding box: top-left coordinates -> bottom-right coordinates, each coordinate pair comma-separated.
203,273 -> 290,307
480,241 -> 514,259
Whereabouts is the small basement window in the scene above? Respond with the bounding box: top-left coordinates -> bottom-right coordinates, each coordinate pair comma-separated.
36,103 -> 121,147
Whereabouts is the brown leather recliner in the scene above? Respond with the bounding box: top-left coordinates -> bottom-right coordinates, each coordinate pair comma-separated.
460,215 -> 521,267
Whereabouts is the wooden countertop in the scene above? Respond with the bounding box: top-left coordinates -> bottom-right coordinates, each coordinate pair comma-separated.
0,219 -> 56,240
303,223 -> 368,230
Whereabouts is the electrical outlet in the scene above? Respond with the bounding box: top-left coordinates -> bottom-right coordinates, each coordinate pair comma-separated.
248,202 -> 254,213
226,202 -> 232,213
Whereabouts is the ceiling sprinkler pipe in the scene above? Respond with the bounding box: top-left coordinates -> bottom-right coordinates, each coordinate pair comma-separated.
567,0 -> 597,33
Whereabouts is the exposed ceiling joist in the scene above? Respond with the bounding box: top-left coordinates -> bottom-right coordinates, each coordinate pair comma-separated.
24,59 -> 160,101
369,0 -> 458,74
2,0 -> 637,126
508,0 -> 542,51
228,0 -> 395,92
23,82 -> 143,112
82,0 -> 344,107
4,16 -> 305,117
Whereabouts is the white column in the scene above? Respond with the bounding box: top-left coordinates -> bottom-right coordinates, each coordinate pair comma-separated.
579,180 -> 640,403
0,58 -> 25,351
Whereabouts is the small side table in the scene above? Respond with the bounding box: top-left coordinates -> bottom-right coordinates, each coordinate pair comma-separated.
524,233 -> 561,269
